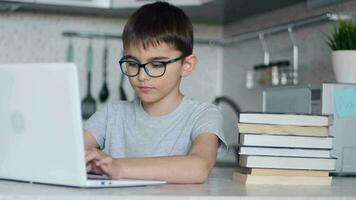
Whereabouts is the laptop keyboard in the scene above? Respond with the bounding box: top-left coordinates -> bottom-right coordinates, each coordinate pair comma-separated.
87,173 -> 110,180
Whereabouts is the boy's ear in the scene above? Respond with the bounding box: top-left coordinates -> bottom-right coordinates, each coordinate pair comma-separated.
181,54 -> 197,77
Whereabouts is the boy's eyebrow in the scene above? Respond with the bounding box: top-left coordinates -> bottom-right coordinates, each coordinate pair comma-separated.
123,55 -> 171,62
123,55 -> 138,61
147,56 -> 170,61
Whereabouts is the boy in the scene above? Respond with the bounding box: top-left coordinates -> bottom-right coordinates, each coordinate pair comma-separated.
84,1 -> 227,184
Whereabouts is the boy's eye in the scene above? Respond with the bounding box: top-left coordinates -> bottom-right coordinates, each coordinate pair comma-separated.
149,62 -> 165,68
126,61 -> 138,67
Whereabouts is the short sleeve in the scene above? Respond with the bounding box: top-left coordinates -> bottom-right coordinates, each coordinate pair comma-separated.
192,104 -> 228,158
83,105 -> 109,150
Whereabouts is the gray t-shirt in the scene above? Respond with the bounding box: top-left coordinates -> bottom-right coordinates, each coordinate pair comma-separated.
84,96 -> 227,158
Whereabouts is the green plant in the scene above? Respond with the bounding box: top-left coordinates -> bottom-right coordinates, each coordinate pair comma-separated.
327,20 -> 356,50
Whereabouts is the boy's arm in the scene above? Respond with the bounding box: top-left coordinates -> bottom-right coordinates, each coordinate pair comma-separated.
83,130 -> 99,150
103,133 -> 218,183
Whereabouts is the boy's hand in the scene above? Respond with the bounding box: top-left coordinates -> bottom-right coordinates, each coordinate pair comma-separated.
85,148 -> 121,179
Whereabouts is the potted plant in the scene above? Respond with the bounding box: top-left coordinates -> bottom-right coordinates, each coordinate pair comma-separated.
327,20 -> 356,83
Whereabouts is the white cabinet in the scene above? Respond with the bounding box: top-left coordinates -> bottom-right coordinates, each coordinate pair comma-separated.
111,0 -> 212,8
0,0 -> 35,2
35,0 -> 111,8
0,0 -> 212,10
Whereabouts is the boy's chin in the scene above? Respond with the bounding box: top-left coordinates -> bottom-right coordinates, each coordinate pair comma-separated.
137,93 -> 160,104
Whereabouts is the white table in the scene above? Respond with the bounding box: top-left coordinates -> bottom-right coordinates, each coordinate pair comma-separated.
1,168 -> 356,200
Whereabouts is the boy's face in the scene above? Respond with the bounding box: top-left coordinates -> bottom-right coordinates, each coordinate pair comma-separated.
124,42 -> 193,104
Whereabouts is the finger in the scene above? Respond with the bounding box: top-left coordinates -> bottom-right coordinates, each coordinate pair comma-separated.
91,166 -> 103,175
97,157 -> 112,166
86,162 -> 97,172
98,158 -> 116,178
87,162 -> 104,174
85,150 -> 101,163
96,162 -> 112,177
86,163 -> 93,172
99,165 -> 110,176
85,148 -> 96,156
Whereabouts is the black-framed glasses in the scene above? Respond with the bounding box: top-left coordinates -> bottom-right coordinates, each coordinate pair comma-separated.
119,55 -> 187,78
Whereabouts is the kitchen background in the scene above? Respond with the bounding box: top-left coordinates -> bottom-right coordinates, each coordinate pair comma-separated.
1,0 -> 355,164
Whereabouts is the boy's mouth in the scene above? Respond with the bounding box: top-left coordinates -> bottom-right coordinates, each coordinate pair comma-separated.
137,86 -> 153,93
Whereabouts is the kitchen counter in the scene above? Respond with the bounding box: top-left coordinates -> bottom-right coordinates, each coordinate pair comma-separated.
1,167 -> 356,200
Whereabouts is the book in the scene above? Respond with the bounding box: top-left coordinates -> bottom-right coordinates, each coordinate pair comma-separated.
239,134 -> 333,149
239,146 -> 331,158
237,123 -> 328,137
238,167 -> 329,177
233,172 -> 332,185
239,155 -> 336,170
238,112 -> 332,127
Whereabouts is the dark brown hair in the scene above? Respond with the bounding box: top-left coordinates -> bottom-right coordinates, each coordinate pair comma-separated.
122,1 -> 193,55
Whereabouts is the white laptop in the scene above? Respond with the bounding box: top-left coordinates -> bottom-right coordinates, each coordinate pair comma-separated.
0,63 -> 166,188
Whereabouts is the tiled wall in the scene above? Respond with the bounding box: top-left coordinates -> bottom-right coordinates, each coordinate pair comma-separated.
0,12 -> 223,111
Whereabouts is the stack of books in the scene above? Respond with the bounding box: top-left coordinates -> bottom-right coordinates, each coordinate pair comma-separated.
233,112 -> 336,185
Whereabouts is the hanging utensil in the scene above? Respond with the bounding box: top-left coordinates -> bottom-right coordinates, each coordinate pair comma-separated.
99,39 -> 109,103
288,27 -> 299,85
66,37 -> 74,62
81,39 -> 97,120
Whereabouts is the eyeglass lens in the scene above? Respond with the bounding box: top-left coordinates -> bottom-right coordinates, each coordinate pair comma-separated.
121,61 -> 166,77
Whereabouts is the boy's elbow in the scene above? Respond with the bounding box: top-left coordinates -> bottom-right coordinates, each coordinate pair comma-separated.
195,170 -> 209,183
192,157 -> 213,183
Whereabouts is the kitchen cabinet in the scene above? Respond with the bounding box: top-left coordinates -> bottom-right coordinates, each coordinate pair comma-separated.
0,0 -> 211,9
112,0 -> 211,8
2,0 -> 35,2
35,0 -> 111,8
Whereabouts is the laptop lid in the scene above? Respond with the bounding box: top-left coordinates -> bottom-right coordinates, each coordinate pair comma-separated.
0,63 -> 88,186
0,63 -> 165,187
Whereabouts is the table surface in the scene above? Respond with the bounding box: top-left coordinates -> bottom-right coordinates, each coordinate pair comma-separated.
1,167 -> 356,200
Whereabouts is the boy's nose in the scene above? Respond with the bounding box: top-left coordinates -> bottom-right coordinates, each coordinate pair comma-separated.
137,67 -> 150,81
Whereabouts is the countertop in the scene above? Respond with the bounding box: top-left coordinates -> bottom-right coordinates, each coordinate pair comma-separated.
1,167 -> 356,200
